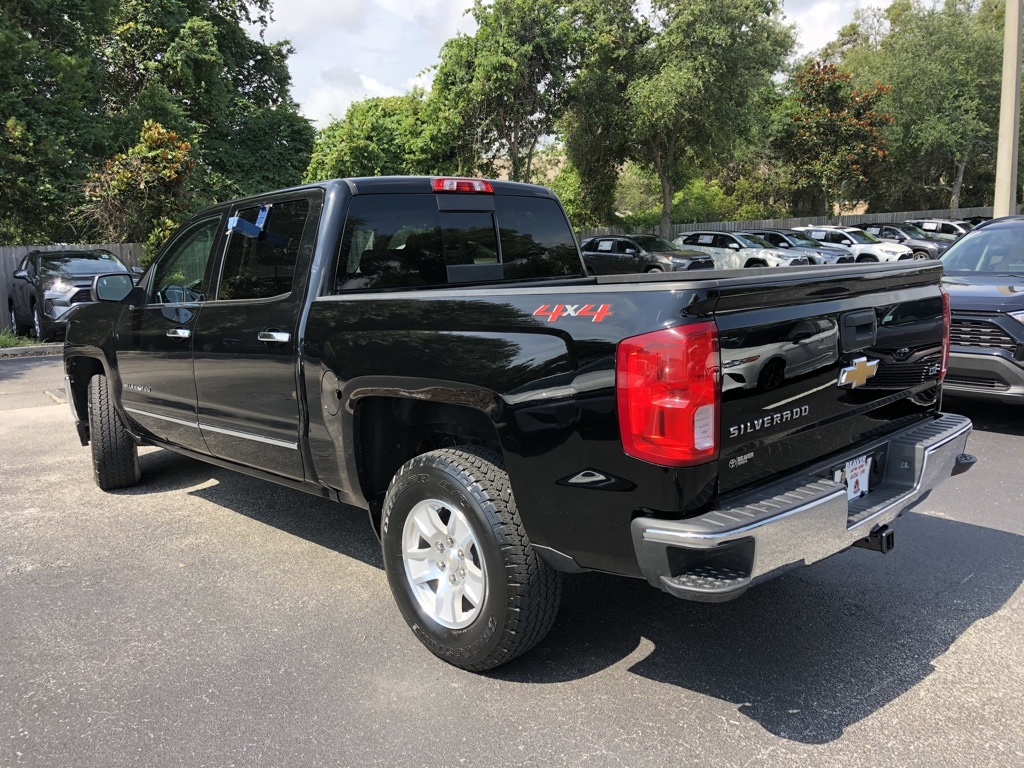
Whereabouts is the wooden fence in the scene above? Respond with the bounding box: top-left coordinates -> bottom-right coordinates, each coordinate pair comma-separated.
577,206 -> 996,240
2,243 -> 144,333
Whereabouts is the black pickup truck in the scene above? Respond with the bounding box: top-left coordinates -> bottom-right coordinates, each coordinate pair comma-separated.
64,177 -> 975,671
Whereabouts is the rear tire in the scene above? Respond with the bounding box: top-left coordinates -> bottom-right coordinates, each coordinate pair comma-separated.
8,304 -> 27,336
381,446 -> 562,671
88,375 -> 141,490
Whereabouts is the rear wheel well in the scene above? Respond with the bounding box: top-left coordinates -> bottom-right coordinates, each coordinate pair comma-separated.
356,397 -> 503,533
66,356 -> 106,439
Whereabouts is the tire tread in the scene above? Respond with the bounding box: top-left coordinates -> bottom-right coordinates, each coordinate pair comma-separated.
88,375 -> 141,490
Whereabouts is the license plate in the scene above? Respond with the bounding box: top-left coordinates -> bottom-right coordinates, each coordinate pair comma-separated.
834,455 -> 872,501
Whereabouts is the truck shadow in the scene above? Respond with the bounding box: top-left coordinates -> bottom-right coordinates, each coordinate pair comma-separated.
122,448 -> 384,570
495,511 -> 1024,745
122,449 -> 1022,745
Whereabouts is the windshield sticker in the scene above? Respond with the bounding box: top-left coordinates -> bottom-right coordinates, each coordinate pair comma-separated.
533,304 -> 613,323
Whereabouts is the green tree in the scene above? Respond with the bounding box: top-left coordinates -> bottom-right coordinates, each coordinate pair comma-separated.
102,0 -> 313,201
0,0 -> 117,243
835,1 -> 1003,212
430,0 -> 578,182
626,0 -> 793,231
781,61 -> 893,216
560,0 -> 648,225
304,94 -> 434,181
81,121 -> 198,262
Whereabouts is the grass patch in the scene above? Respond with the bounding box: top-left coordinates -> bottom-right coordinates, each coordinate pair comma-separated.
0,329 -> 43,348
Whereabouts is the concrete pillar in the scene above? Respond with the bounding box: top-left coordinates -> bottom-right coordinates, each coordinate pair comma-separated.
994,0 -> 1023,217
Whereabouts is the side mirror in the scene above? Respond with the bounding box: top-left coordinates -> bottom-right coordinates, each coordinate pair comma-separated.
131,266 -> 144,275
776,241 -> 790,248
727,242 -> 740,250
841,239 -> 853,246
624,247 -> 637,254
93,273 -> 143,304
13,269 -> 29,281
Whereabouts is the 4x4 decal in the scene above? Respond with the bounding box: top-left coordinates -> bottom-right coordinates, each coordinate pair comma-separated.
533,303 -> 613,323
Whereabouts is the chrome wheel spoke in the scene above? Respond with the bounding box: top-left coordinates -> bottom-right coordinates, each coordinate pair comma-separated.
402,496 -> 487,630
463,563 -> 485,606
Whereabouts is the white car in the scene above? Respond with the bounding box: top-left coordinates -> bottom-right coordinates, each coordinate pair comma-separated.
721,317 -> 840,392
794,226 -> 915,263
673,231 -> 810,268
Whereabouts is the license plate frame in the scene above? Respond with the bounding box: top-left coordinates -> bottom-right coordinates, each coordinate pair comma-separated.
835,455 -> 872,501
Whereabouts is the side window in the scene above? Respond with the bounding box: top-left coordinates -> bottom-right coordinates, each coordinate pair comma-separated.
682,234 -> 701,245
149,217 -> 221,304
697,234 -> 715,246
493,195 -> 581,279
334,195 -> 446,291
714,234 -> 735,249
941,223 -> 957,235
218,198 -> 310,301
619,240 -> 637,253
596,239 -> 615,252
763,233 -> 781,246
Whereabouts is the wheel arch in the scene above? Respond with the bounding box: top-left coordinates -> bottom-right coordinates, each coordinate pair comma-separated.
350,388 -> 506,536
64,354 -> 112,444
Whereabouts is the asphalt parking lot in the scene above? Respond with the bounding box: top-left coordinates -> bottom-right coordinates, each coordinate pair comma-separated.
2,355 -> 1023,767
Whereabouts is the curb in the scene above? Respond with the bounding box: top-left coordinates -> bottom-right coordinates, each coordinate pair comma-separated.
0,344 -> 63,359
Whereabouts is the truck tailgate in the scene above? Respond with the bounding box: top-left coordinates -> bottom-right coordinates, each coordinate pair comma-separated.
709,262 -> 946,494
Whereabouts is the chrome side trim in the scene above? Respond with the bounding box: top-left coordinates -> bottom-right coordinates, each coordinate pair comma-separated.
199,422 -> 299,450
124,406 -> 199,429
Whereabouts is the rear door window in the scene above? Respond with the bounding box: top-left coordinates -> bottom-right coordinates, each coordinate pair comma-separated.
218,198 -> 310,301
333,193 -> 582,291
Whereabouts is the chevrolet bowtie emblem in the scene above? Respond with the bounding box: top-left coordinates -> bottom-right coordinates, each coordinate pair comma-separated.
838,357 -> 879,389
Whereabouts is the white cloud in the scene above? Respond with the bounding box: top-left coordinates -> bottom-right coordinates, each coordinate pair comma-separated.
262,0 -> 475,127
782,0 -> 889,55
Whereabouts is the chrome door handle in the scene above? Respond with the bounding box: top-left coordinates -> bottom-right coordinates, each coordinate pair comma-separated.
166,327 -> 191,339
257,331 -> 291,343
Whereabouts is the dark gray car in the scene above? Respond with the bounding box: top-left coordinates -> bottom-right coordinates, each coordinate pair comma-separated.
9,249 -> 139,340
579,235 -> 713,274
859,222 -> 950,260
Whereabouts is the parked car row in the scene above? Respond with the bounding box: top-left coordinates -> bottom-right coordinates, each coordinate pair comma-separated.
7,249 -> 141,340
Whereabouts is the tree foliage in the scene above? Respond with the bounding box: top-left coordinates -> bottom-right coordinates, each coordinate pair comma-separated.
0,0 -> 118,243
0,0 -> 313,246
626,0 -> 793,229
304,94 -> 434,181
81,120 -> 198,261
830,0 -> 1003,212
431,0 -> 578,182
781,61 -> 893,216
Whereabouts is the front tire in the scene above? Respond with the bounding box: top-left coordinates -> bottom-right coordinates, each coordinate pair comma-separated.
33,303 -> 54,342
381,446 -> 562,671
87,375 -> 141,490
856,254 -> 879,263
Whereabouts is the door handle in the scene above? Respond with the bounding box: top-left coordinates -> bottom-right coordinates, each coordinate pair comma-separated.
257,330 -> 291,343
166,327 -> 191,340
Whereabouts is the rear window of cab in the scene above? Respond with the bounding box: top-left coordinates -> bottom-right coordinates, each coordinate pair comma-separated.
332,194 -> 582,292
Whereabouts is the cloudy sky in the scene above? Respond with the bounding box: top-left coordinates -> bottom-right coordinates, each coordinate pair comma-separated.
261,0 -> 889,129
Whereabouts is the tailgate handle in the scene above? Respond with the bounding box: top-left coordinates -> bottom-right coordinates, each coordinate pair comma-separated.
840,309 -> 877,351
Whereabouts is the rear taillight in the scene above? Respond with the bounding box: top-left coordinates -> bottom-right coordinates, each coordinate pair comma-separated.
615,322 -> 721,467
941,288 -> 950,381
432,178 -> 494,194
